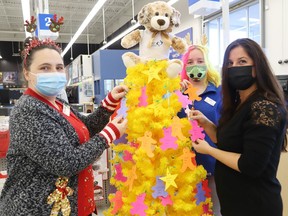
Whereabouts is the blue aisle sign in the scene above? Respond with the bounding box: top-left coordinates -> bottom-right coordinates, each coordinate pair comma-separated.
36,13 -> 59,40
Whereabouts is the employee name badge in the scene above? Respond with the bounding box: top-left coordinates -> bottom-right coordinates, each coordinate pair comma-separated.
63,104 -> 71,116
204,97 -> 216,106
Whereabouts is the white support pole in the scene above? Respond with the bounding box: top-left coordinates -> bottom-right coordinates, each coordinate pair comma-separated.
221,0 -> 230,50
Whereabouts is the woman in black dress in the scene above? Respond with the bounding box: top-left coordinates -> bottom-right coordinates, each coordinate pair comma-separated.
189,38 -> 287,216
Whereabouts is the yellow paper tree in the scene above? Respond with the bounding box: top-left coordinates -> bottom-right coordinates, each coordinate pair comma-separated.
105,60 -> 213,216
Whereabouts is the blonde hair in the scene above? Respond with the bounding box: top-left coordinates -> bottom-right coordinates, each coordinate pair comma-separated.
181,45 -> 221,87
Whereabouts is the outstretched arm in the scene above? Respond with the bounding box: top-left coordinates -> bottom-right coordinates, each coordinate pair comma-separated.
192,139 -> 241,172
171,36 -> 188,54
121,29 -> 141,49
188,109 -> 217,142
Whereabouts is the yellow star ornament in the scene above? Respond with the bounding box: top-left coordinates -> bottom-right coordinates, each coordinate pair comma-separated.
160,169 -> 178,190
142,66 -> 161,83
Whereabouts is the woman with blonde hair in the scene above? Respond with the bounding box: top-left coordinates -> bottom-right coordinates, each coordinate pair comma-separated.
178,44 -> 222,215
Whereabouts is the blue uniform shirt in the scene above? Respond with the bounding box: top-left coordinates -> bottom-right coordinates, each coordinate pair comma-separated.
178,82 -> 222,175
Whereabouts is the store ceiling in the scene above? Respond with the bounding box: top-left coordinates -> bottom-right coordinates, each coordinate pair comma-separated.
0,0 -> 157,44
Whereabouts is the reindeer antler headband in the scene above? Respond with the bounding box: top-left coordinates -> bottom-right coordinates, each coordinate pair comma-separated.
22,38 -> 61,67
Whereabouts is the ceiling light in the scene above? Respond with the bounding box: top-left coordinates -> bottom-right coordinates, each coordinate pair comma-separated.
61,0 -> 108,57
100,23 -> 140,50
0,55 -> 2,59
167,0 -> 179,6
21,0 -> 32,38
102,7 -> 107,45
131,0 -> 136,24
100,0 -> 179,50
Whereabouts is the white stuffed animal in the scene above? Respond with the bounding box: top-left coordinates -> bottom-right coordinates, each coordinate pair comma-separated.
121,1 -> 188,78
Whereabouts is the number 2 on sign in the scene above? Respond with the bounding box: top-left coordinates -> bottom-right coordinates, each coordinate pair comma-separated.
45,17 -> 51,27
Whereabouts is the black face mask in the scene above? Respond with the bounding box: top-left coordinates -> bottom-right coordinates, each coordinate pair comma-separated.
227,66 -> 256,90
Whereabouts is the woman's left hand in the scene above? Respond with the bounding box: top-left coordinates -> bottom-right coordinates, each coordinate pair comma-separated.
111,85 -> 129,100
192,139 -> 212,155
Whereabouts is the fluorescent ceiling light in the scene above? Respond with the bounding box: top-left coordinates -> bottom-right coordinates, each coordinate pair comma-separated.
61,0 -> 108,57
100,23 -> 140,50
167,0 -> 179,6
21,0 -> 32,38
100,0 -> 179,50
0,55 -> 2,59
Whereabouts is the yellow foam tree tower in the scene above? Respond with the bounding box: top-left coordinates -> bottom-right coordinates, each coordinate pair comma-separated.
105,60 -> 213,216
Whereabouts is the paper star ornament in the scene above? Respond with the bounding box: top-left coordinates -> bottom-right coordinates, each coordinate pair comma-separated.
160,169 -> 178,190
145,66 -> 161,83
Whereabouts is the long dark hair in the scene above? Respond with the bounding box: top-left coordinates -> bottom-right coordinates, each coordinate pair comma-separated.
219,38 -> 287,151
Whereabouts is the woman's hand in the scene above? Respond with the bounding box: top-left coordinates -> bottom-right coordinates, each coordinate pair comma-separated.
99,116 -> 128,144
110,116 -> 128,137
187,109 -> 211,128
180,79 -> 191,92
111,85 -> 129,101
192,139 -> 212,155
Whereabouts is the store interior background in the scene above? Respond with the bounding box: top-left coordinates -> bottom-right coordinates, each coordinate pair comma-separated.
0,0 -> 287,215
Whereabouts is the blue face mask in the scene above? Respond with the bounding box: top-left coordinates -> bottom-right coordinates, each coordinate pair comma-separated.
31,72 -> 67,97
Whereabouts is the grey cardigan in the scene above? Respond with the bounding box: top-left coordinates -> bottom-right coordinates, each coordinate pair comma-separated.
0,94 -> 112,215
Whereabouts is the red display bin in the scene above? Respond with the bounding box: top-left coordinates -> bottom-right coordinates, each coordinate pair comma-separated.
0,130 -> 9,158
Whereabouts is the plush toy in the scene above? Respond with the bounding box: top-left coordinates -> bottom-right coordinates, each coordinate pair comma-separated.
121,1 -> 188,78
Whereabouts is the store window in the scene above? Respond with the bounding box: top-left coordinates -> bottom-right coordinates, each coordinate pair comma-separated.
205,1 -> 260,68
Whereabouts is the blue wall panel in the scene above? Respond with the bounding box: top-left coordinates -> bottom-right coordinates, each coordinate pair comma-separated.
92,49 -> 138,103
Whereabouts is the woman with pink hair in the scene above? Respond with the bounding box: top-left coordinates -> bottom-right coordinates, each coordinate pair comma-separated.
178,44 -> 222,215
